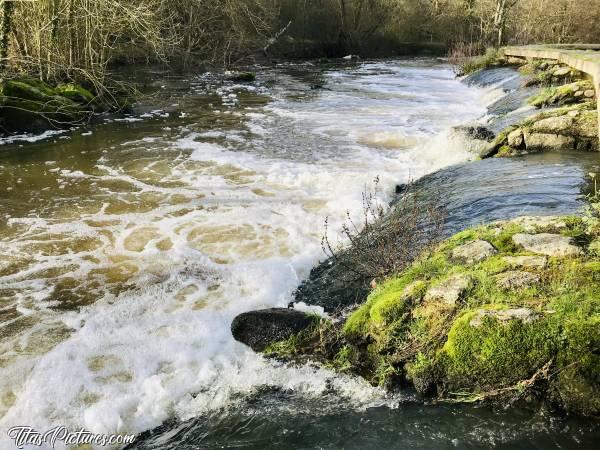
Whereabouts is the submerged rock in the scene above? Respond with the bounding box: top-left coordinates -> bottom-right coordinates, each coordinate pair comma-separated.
512,233 -> 583,257
454,125 -> 495,142
231,308 -> 316,352
293,254 -> 371,313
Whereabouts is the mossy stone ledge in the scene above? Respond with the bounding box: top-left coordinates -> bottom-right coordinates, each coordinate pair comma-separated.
482,103 -> 598,158
250,215 -> 600,416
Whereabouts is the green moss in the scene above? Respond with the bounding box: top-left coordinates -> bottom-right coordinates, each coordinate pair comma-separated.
330,345 -> 355,372
492,101 -> 597,159
496,145 -> 517,157
537,69 -> 554,85
373,356 -> 398,387
492,126 -> 517,147
528,87 -> 558,107
441,308 -> 556,388
527,81 -> 594,108
443,229 -> 480,250
435,248 -> 600,413
518,64 -> 534,76
554,317 -> 600,415
562,215 -> 586,231
0,77 -> 101,132
263,332 -> 304,356
443,221 -> 524,255
2,80 -> 54,101
263,315 -> 324,357
56,83 -> 95,105
369,279 -> 422,326
344,221 -> 530,344
406,352 -> 438,394
14,77 -> 58,96
344,253 -> 448,339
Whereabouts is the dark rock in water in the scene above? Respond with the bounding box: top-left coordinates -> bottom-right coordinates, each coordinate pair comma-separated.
228,72 -> 256,82
231,308 -> 315,352
395,183 -> 408,194
294,254 -> 370,314
455,125 -> 495,142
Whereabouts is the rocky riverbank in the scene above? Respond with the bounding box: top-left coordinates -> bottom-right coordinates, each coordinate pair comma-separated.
478,56 -> 598,158
486,104 -> 598,157
233,214 -> 600,416
231,60 -> 600,418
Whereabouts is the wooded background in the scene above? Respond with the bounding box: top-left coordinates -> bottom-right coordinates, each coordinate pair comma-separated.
1,0 -> 599,83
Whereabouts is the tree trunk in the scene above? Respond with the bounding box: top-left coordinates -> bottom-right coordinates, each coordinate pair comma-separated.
0,0 -> 15,69
51,0 -> 61,40
494,0 -> 506,46
494,0 -> 519,47
67,0 -> 75,68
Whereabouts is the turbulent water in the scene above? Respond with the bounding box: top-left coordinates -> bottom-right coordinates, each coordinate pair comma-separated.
0,59 -> 598,449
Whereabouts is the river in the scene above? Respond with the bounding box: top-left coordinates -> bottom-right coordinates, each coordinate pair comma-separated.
0,59 -> 598,449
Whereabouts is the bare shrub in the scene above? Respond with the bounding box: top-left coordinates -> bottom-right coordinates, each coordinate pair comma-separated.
448,42 -> 482,72
322,177 -> 445,282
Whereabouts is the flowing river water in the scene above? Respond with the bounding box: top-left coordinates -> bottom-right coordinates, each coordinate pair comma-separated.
0,59 -> 598,449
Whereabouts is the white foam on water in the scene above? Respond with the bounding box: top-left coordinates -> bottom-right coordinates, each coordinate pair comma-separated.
0,129 -> 67,146
0,60 -> 499,449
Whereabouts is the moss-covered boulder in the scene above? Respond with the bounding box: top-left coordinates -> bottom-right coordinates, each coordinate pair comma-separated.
263,215 -> 600,416
231,308 -> 318,352
0,77 -> 103,133
55,83 -> 95,105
